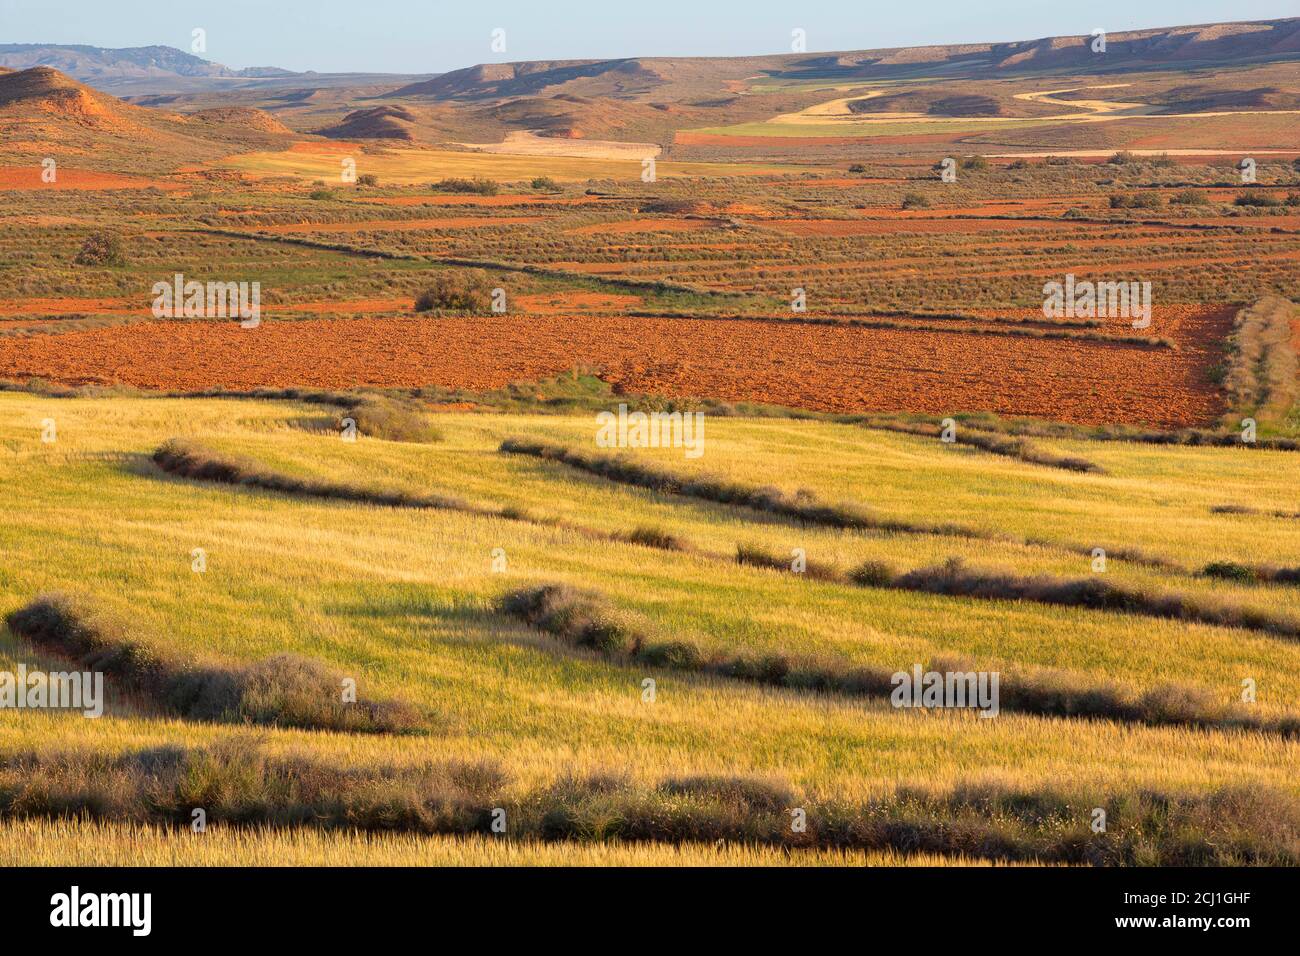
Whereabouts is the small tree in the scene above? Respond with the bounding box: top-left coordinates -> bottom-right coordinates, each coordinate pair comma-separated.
414,269 -> 494,313
74,232 -> 125,266
432,177 -> 499,195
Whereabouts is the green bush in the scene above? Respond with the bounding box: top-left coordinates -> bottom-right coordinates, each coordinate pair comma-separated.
413,269 -> 494,313
432,177 -> 500,195
74,231 -> 125,266
1234,193 -> 1282,207
1110,192 -> 1163,209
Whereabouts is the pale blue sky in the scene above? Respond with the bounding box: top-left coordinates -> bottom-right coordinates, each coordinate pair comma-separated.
0,0 -> 1294,74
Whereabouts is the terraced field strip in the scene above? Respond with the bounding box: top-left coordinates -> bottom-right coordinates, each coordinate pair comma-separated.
0,310 -> 1227,427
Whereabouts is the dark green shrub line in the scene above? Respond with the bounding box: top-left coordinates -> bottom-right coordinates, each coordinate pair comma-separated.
498,438 -> 1177,570
499,583 -> 1299,737
853,556 -> 1300,641
431,177 -> 500,195
2,739 -> 1294,864
1202,561 -> 1300,587
853,419 -> 1104,473
150,440 -> 696,558
736,542 -> 842,581
1211,503 -> 1300,520
152,439 -> 474,513
5,595 -> 420,734
845,408 -> 1300,452
500,437 -> 996,539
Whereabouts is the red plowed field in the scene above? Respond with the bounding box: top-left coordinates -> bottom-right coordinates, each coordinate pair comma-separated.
0,307 -> 1230,427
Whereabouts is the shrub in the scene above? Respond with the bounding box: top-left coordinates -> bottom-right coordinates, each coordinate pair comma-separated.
152,438 -> 467,511
849,560 -> 899,587
619,525 -> 687,551
309,189 -> 333,200
1110,192 -> 1163,209
901,192 -> 931,210
432,177 -> 499,195
960,155 -> 988,171
1202,561 -> 1256,583
500,585 -> 637,655
1108,150 -> 1136,165
74,232 -> 125,266
1170,188 -> 1210,205
413,270 -> 494,313
529,176 -> 561,192
847,163 -> 867,173
356,173 -> 379,187
342,396 -> 442,443
1234,193 -> 1282,207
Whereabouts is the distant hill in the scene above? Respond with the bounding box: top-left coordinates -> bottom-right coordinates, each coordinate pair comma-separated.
0,43 -> 291,81
0,66 -> 295,170
394,17 -> 1300,103
0,44 -> 435,95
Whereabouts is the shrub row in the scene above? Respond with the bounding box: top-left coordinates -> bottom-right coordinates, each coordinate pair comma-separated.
855,556 -> 1300,641
1,739 -> 1294,863
5,595 -> 420,734
501,582 -> 1298,737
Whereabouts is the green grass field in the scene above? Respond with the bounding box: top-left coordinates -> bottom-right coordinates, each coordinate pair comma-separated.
2,390 -> 1297,864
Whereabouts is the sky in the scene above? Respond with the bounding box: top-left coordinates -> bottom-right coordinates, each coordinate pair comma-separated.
1,0 -> 1295,74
